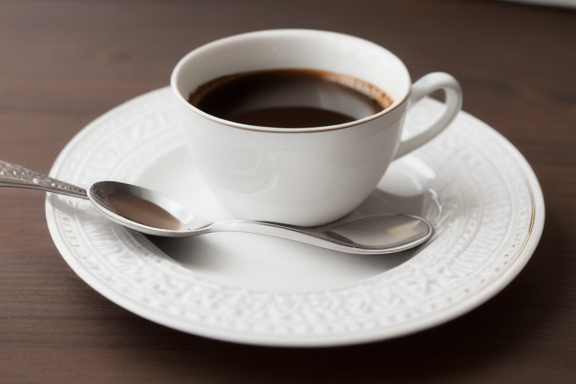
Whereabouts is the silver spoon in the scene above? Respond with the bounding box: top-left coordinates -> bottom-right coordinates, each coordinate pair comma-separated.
0,160 -> 432,254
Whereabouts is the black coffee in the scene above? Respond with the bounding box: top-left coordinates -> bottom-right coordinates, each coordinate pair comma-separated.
188,68 -> 393,128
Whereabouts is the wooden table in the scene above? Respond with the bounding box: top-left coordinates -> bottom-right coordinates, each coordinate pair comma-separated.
1,1 -> 574,383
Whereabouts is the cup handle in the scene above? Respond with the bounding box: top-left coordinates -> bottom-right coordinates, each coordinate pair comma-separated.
394,72 -> 462,159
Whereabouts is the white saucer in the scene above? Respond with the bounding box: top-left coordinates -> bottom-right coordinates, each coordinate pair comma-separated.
45,87 -> 544,347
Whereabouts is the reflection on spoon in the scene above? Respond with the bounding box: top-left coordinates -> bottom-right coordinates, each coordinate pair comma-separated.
0,160 -> 433,254
105,192 -> 182,230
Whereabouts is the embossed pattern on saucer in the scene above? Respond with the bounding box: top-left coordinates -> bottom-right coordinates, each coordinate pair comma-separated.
45,87 -> 544,347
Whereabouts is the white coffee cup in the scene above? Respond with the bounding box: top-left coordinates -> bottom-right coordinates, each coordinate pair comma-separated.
171,29 -> 462,226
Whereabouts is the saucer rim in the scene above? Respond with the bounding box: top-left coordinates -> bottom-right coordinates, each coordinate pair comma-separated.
45,87 -> 545,347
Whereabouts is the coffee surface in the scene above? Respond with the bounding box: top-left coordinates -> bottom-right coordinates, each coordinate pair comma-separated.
188,68 -> 393,128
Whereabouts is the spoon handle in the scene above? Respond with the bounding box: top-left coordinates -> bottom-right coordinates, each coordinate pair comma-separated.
209,214 -> 433,254
0,160 -> 87,198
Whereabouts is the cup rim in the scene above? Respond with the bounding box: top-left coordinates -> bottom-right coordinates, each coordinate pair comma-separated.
170,29 -> 410,133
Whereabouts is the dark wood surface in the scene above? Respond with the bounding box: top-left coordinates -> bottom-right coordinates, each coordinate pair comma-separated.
1,1 -> 575,383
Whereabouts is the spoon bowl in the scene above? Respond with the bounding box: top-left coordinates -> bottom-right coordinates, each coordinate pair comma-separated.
89,181 -> 197,235
0,160 -> 433,254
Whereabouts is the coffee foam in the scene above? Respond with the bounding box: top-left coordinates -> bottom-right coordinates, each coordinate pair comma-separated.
319,70 -> 394,110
